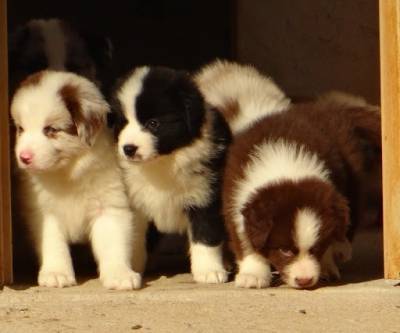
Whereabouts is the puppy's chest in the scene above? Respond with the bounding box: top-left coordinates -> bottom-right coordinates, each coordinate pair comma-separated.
125,165 -> 212,233
35,183 -> 104,242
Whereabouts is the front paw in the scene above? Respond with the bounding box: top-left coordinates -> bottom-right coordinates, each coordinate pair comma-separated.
38,270 -> 77,288
100,268 -> 142,290
235,273 -> 271,289
192,270 -> 228,284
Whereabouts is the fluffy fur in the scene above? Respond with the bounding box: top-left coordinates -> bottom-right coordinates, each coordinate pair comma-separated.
194,60 -> 290,135
223,102 -> 381,289
11,71 -> 141,290
112,66 -> 231,283
9,18 -> 112,93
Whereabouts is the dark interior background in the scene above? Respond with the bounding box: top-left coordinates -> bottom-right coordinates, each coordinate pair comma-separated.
8,0 -> 234,76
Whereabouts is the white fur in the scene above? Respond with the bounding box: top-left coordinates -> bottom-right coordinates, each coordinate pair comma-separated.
190,243 -> 227,283
29,19 -> 66,70
12,71 -> 142,290
235,253 -> 271,288
230,140 -> 330,256
295,208 -> 320,251
195,60 -> 290,134
117,70 -> 227,283
283,208 -> 321,288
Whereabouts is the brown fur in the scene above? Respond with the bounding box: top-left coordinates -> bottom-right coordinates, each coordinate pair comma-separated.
59,84 -> 103,144
223,102 -> 381,269
218,99 -> 240,123
19,71 -> 45,88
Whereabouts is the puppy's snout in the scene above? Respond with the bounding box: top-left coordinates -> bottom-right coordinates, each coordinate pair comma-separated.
19,150 -> 34,165
294,277 -> 314,288
123,144 -> 138,157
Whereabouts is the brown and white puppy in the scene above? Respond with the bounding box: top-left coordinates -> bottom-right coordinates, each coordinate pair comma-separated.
194,60 -> 291,135
11,71 -> 141,290
223,103 -> 381,289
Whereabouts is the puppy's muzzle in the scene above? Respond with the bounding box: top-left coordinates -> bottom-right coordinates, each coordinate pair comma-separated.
123,144 -> 138,158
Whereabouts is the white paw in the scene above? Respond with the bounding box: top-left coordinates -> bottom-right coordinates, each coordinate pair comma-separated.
192,270 -> 228,284
38,270 -> 77,288
235,273 -> 271,289
100,268 -> 142,290
332,240 -> 352,263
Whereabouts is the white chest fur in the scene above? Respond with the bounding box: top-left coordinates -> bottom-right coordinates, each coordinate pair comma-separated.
122,153 -> 212,234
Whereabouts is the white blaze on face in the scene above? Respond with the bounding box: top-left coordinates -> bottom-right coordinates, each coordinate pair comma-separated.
284,208 -> 321,288
117,67 -> 158,162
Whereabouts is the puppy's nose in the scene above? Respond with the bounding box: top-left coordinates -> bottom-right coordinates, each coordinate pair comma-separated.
123,144 -> 138,157
19,151 -> 34,165
295,277 -> 314,288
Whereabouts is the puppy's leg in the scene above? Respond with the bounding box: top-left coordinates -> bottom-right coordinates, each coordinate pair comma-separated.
235,253 -> 272,289
90,209 -> 142,290
130,211 -> 149,274
187,206 -> 228,284
321,245 -> 341,281
37,214 -> 76,288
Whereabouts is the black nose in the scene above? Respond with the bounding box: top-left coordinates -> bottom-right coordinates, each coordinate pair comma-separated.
295,277 -> 314,288
123,144 -> 138,157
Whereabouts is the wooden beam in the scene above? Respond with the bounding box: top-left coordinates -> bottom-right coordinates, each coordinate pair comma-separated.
380,0 -> 400,279
0,0 -> 13,286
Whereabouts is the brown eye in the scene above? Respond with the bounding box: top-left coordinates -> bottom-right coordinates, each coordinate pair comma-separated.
145,119 -> 159,131
43,126 -> 60,137
279,248 -> 294,258
16,126 -> 24,134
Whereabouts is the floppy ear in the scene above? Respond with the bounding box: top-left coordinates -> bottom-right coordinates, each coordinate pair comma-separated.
241,200 -> 274,251
59,80 -> 108,146
330,192 -> 350,241
172,71 -> 205,136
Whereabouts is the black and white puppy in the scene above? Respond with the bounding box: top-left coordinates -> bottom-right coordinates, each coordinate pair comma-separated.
112,67 -> 231,283
9,18 -> 112,93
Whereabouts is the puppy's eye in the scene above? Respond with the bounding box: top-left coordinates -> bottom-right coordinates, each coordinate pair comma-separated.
279,248 -> 294,258
43,126 -> 60,137
16,126 -> 24,134
145,119 -> 160,131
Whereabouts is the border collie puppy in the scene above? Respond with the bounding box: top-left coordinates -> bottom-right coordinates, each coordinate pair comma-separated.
112,66 -> 231,283
194,60 -> 290,135
223,103 -> 381,289
11,71 -> 141,290
9,18 -> 112,93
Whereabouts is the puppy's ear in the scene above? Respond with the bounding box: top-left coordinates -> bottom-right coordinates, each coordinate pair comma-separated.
330,192 -> 350,241
172,71 -> 205,136
59,80 -> 108,146
241,200 -> 274,251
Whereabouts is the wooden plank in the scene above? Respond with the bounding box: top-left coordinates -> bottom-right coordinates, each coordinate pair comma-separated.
0,0 -> 13,286
380,0 -> 400,279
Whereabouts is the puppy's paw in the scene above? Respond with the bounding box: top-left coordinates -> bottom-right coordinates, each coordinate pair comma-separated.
332,240 -> 352,263
192,270 -> 228,284
101,268 -> 142,290
321,251 -> 341,282
235,273 -> 271,289
38,270 -> 77,288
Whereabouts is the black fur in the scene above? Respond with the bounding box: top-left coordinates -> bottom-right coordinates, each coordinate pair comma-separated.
134,67 -> 205,155
186,109 -> 232,246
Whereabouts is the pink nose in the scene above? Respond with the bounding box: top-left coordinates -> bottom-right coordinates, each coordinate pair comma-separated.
295,277 -> 314,288
19,151 -> 34,165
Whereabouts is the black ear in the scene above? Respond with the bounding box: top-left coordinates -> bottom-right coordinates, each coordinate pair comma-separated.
241,201 -> 274,251
80,31 -> 113,70
172,71 -> 205,136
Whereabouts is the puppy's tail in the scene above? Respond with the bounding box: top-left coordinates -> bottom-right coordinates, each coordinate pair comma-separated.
194,59 -> 290,135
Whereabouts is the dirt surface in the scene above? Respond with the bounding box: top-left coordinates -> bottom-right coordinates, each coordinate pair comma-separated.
2,229 -> 399,333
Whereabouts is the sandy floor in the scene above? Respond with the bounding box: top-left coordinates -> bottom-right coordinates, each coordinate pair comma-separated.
2,228 -> 400,333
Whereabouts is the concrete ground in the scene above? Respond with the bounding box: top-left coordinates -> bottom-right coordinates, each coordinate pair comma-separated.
2,228 -> 400,333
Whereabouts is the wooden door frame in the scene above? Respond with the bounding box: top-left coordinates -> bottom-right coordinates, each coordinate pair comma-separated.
380,0 -> 400,279
0,0 -> 13,287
